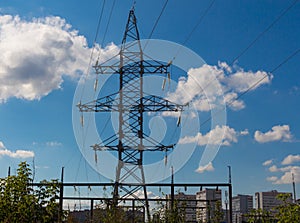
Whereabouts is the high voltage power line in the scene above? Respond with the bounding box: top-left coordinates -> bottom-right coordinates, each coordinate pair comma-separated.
179,0 -> 299,129
75,0 -> 299,180
231,0 -> 299,65
201,48 -> 299,127
147,0 -> 169,40
198,0 -> 299,127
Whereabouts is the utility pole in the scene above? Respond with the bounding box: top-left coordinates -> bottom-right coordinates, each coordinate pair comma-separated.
171,166 -> 175,213
78,8 -> 184,221
228,166 -> 232,223
292,173 -> 297,203
227,165 -> 231,184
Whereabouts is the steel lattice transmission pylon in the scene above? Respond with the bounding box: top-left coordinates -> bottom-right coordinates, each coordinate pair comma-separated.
78,8 -> 184,220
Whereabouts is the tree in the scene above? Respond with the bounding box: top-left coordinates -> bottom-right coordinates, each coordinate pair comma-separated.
246,208 -> 274,223
246,193 -> 300,223
164,199 -> 185,223
212,200 -> 224,223
274,193 -> 300,223
0,161 -> 63,223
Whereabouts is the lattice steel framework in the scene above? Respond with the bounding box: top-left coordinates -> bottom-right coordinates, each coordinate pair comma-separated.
78,8 -> 184,220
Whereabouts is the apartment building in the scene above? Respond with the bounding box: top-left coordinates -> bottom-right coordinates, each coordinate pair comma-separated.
166,192 -> 197,222
255,190 -> 292,212
196,188 -> 222,223
232,194 -> 253,223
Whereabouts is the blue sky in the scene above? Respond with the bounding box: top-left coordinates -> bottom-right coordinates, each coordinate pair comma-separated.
0,0 -> 300,203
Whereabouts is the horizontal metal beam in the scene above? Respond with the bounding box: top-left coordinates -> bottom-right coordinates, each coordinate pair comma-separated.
62,197 -> 220,202
93,60 -> 170,75
78,94 -> 184,113
31,182 -> 231,187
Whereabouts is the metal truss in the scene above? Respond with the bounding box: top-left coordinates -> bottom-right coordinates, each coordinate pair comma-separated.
31,181 -> 233,223
77,8 -> 184,221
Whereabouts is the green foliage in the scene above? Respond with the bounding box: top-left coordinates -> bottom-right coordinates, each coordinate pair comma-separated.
93,205 -> 130,223
0,162 -> 62,223
150,197 -> 186,223
246,208 -> 274,223
274,193 -> 300,223
212,200 -> 224,223
246,194 -> 300,223
164,200 -> 185,223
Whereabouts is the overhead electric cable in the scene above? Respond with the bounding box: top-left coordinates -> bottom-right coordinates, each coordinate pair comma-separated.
81,0 -> 117,167
148,0 -> 169,39
177,0 -> 299,122
201,48 -> 300,127
164,1 -> 298,175
76,0 -> 107,185
143,0 -> 169,50
97,0 -> 117,61
183,0 -> 216,46
172,0 -> 216,61
231,0 -> 299,64
163,0 -> 216,163
94,0 -> 106,47
78,0 -> 118,185
79,0 -> 106,101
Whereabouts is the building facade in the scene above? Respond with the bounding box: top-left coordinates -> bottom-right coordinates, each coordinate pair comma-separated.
232,194 -> 253,223
196,189 -> 222,223
166,192 -> 197,222
255,190 -> 292,212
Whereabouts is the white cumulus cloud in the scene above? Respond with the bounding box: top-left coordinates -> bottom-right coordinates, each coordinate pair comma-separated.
223,92 -> 245,110
196,162 -> 214,173
266,163 -> 300,184
265,155 -> 300,184
0,15 -> 118,103
0,141 -> 34,158
268,165 -> 279,172
266,176 -> 278,182
224,70 -> 271,93
273,166 -> 300,184
254,125 -> 293,143
262,159 -> 273,166
167,62 -> 272,112
179,125 -> 247,146
281,154 -> 300,165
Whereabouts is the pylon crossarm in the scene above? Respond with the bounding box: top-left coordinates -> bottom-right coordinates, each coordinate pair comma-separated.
77,92 -> 119,112
142,59 -> 169,74
133,94 -> 184,112
93,53 -> 120,74
92,144 -> 117,151
94,65 -> 120,74
142,133 -> 175,151
78,93 -> 184,113
91,134 -> 119,151
92,130 -> 175,152
93,60 -> 170,75
93,144 -> 173,152
121,60 -> 170,74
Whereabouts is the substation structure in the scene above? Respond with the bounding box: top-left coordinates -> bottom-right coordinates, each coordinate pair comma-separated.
77,8 -> 184,221
31,181 -> 233,223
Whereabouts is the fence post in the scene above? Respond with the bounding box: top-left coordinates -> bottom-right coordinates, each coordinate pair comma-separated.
58,167 -> 64,223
